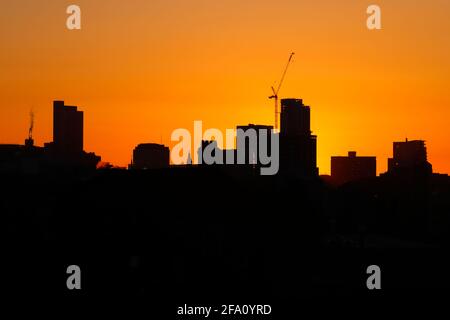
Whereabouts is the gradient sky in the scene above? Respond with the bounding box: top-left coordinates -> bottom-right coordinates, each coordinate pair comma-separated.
1,0 -> 449,174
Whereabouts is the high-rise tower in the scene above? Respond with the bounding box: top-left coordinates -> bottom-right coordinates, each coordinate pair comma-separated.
53,100 -> 83,154
280,98 -> 318,178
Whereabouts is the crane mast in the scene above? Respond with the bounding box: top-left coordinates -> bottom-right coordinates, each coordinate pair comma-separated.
269,52 -> 295,130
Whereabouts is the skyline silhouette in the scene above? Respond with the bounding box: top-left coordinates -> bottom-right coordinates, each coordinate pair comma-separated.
2,1 -> 450,309
1,98 -> 447,178
2,1 -> 450,175
2,97 -> 450,301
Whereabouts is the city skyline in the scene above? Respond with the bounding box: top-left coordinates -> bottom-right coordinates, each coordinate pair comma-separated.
1,0 -> 450,174
0,98 -> 440,179
3,1 -> 450,309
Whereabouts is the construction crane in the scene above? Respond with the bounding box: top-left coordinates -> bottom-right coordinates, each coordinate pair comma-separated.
269,52 -> 295,130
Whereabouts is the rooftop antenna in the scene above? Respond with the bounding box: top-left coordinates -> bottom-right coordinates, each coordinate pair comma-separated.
25,108 -> 35,148
28,109 -> 34,140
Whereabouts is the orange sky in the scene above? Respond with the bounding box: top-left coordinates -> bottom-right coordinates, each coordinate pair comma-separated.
1,0 -> 449,174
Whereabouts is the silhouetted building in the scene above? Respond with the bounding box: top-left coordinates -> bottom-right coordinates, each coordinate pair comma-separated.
52,101 -> 83,154
280,98 -> 318,178
387,139 -> 432,176
0,144 -> 45,175
196,124 -> 275,170
130,143 -> 170,169
331,151 -> 376,185
43,101 -> 100,170
236,124 -> 273,165
197,140 -> 222,165
388,139 -> 428,170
